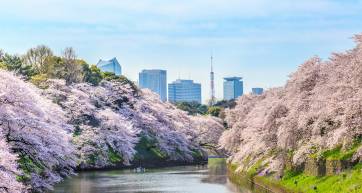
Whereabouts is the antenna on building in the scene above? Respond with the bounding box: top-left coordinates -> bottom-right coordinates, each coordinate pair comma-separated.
209,52 -> 216,106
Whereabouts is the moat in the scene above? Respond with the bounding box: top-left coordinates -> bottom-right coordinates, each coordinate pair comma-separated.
53,159 -> 253,193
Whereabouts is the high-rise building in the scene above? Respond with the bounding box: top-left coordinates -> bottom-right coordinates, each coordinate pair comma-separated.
168,79 -> 201,104
252,87 -> 264,95
223,77 -> 243,100
139,69 -> 167,101
96,57 -> 122,75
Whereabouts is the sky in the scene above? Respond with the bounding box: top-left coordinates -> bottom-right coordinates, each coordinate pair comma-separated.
1,0 -> 362,103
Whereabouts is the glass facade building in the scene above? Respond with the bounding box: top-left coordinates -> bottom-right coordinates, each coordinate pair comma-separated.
168,79 -> 201,104
252,87 -> 264,95
139,69 -> 167,101
223,77 -> 243,100
96,57 -> 122,76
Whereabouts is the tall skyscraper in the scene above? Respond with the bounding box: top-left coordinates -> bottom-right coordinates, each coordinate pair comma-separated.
223,77 -> 243,100
96,57 -> 122,75
209,55 -> 216,105
139,69 -> 167,101
168,79 -> 201,104
252,87 -> 264,95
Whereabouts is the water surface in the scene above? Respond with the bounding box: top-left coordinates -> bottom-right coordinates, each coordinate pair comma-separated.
53,159 -> 252,193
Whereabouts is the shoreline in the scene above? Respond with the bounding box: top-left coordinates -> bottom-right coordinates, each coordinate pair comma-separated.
75,159 -> 208,172
227,164 -> 296,193
227,162 -> 362,193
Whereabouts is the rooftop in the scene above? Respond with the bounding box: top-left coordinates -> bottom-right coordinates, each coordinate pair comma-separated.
97,57 -> 120,67
224,77 -> 242,81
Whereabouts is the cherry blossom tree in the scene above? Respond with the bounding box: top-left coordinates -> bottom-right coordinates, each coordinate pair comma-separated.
45,79 -> 214,169
220,34 -> 362,175
0,70 -> 76,192
0,56 -> 227,191
0,136 -> 26,193
191,115 -> 225,147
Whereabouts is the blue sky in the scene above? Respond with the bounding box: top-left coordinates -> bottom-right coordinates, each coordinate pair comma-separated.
1,0 -> 362,103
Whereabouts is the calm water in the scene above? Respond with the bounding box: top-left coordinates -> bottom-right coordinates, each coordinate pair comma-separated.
53,159 -> 252,193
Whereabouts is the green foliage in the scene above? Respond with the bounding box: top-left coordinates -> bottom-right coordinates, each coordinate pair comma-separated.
102,71 -> 119,80
3,54 -> 23,71
230,161 -> 362,193
191,149 -> 204,160
30,74 -> 49,89
118,75 -> 139,93
208,158 -> 226,167
17,155 -> 44,183
353,163 -> 362,170
83,64 -> 103,86
278,168 -> 362,193
316,139 -> 362,161
1,46 -> 142,97
133,135 -> 168,162
321,145 -> 343,160
45,56 -> 65,78
2,54 -> 35,78
107,146 -> 123,163
87,153 -> 99,165
73,126 -> 82,137
282,169 -> 303,180
175,102 -> 208,115
207,106 -> 222,117
0,62 -> 7,69
247,158 -> 265,176
102,72 -> 139,94
214,99 -> 237,109
175,100 -> 234,117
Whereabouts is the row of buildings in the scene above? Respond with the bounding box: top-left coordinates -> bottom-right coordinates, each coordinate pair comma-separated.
139,70 -> 201,103
97,58 -> 263,104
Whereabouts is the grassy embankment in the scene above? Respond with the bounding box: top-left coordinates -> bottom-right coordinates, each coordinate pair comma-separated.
228,140 -> 362,193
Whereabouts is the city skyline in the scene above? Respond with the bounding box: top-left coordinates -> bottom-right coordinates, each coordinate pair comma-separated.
1,0 -> 362,102
136,66 -> 253,103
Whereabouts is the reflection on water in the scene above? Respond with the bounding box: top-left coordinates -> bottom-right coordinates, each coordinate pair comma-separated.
53,159 -> 252,193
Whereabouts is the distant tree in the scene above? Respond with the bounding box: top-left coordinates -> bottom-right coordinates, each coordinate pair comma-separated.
30,73 -> 49,89
102,71 -> 119,80
0,49 -> 4,60
0,50 -> 6,69
175,102 -> 208,115
2,53 -> 35,78
207,106 -> 222,117
23,45 -> 53,74
215,99 -> 237,109
46,56 -> 65,78
83,64 -> 103,86
62,47 -> 83,85
100,71 -> 139,93
197,104 -> 209,115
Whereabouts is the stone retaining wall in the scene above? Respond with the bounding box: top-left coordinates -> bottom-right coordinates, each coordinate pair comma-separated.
303,158 -> 352,176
